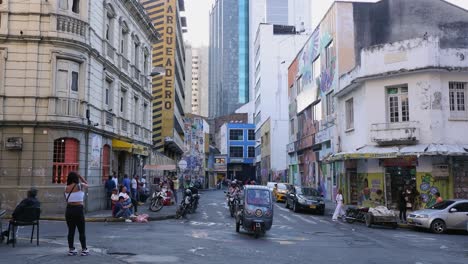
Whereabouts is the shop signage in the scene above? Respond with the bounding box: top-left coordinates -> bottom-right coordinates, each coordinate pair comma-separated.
287,142 -> 296,153
381,157 -> 417,167
315,127 -> 332,144
5,137 -> 23,150
229,158 -> 244,163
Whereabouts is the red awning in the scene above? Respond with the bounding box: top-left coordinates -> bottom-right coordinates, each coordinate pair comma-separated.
143,164 -> 176,171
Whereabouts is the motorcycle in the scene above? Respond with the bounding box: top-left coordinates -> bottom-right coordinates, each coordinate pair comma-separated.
225,192 -> 240,217
190,193 -> 200,213
344,206 -> 369,223
148,189 -> 167,212
175,189 -> 194,219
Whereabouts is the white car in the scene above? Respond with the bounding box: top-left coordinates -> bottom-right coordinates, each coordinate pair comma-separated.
407,199 -> 468,234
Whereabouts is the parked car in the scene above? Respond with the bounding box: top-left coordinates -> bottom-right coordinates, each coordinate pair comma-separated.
406,199 -> 468,234
272,183 -> 292,203
285,186 -> 325,215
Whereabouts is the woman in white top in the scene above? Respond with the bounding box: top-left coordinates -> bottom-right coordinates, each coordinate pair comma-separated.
64,172 -> 89,256
332,189 -> 346,221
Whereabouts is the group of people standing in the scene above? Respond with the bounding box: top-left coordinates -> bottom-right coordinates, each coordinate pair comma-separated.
105,172 -> 148,205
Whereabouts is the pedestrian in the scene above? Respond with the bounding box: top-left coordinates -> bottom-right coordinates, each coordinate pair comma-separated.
435,192 -> 443,204
173,176 -> 180,203
104,175 -> 116,209
332,189 -> 345,221
64,172 -> 89,256
122,174 -> 131,195
112,171 -> 118,189
113,196 -> 133,222
139,175 -> 148,203
398,187 -> 407,223
131,175 -> 138,201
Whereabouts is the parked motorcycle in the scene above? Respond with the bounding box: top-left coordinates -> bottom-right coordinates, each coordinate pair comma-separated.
149,190 -> 166,212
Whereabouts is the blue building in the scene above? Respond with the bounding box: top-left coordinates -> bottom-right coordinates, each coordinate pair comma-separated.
209,0 -> 249,118
225,123 -> 256,182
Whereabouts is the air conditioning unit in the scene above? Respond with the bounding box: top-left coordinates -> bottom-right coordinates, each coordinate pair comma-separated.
432,164 -> 449,179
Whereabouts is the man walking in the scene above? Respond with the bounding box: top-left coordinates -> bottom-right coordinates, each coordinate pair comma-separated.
122,174 -> 131,193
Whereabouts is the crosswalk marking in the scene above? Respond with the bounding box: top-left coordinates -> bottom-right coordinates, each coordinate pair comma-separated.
291,214 -> 317,224
279,213 -> 297,223
275,204 -> 290,212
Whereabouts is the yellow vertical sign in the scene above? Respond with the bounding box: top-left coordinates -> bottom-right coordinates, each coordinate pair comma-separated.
162,0 -> 176,139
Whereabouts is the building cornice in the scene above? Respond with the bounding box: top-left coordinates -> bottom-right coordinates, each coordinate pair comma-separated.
120,0 -> 160,43
336,66 -> 468,98
0,120 -> 152,147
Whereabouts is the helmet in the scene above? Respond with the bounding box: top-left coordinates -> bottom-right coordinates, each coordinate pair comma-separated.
185,189 -> 192,196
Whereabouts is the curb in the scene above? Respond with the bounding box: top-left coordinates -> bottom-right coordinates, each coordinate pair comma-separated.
4,215 -> 176,223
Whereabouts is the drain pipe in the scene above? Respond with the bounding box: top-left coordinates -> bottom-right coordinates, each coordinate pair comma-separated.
83,0 -> 93,212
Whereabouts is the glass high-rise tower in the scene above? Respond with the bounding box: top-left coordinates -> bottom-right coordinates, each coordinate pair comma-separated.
209,0 -> 250,118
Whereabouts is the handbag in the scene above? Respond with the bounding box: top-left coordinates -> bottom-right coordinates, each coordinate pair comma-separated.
65,184 -> 76,202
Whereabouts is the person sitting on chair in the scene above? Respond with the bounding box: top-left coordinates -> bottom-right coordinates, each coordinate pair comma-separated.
5,188 -> 40,243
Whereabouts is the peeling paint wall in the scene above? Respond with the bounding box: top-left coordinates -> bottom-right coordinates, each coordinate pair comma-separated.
353,0 -> 468,66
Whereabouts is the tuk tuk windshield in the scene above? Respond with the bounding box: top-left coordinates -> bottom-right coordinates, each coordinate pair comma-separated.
246,189 -> 271,207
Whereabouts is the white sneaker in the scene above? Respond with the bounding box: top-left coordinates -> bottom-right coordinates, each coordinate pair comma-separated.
68,249 -> 78,256
81,248 -> 90,256
125,219 -> 132,223
130,214 -> 136,217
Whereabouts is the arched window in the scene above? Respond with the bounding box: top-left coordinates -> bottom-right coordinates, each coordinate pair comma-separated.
53,138 -> 79,184
102,144 -> 111,183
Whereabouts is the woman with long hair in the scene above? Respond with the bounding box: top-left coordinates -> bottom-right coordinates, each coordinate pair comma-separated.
332,189 -> 345,221
64,171 -> 89,256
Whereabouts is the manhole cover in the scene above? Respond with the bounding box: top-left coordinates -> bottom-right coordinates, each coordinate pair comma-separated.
108,252 -> 137,256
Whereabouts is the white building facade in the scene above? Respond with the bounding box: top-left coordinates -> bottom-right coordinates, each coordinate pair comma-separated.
336,36 -> 468,207
254,23 -> 308,182
0,0 -> 158,214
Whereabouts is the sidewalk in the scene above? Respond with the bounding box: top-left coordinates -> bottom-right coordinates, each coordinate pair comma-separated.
4,203 -> 178,223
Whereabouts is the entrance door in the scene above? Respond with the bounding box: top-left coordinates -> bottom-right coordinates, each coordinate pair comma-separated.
347,169 -> 358,205
385,166 -> 416,208
118,152 -> 126,180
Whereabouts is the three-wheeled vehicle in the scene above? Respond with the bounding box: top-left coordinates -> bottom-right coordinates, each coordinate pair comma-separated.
235,185 -> 273,238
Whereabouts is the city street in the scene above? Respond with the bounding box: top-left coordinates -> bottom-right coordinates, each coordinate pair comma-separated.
1,190 -> 467,264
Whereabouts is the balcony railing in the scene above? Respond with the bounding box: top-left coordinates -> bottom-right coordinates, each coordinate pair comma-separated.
371,121 -> 420,145
133,66 -> 140,80
105,112 -> 113,126
106,42 -> 114,60
134,125 -> 140,136
56,15 -> 87,37
121,119 -> 128,132
54,98 -> 81,117
120,56 -> 129,73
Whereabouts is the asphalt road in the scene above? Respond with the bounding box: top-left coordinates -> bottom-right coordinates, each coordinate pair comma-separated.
1,190 -> 467,264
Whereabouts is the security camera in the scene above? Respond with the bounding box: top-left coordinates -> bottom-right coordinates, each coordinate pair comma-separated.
93,122 -> 99,127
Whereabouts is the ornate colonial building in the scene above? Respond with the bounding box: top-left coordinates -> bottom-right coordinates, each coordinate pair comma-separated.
0,0 -> 158,214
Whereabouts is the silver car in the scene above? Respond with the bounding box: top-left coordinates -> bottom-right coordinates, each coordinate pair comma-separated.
407,199 -> 468,234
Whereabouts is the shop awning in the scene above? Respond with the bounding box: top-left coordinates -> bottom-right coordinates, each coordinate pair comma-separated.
112,139 -> 132,152
133,144 -> 149,156
143,164 -> 177,171
331,144 -> 468,161
331,145 -> 399,161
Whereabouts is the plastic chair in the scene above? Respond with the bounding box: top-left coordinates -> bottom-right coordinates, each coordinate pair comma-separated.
7,207 -> 40,247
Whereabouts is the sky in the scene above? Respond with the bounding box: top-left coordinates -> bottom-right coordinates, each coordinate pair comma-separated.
183,0 -> 468,47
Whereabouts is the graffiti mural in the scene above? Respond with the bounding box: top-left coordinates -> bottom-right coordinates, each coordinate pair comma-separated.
298,28 -> 320,92
181,117 -> 206,185
419,173 -> 440,208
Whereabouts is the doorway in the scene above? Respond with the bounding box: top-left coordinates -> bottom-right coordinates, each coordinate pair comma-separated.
385,166 -> 416,208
